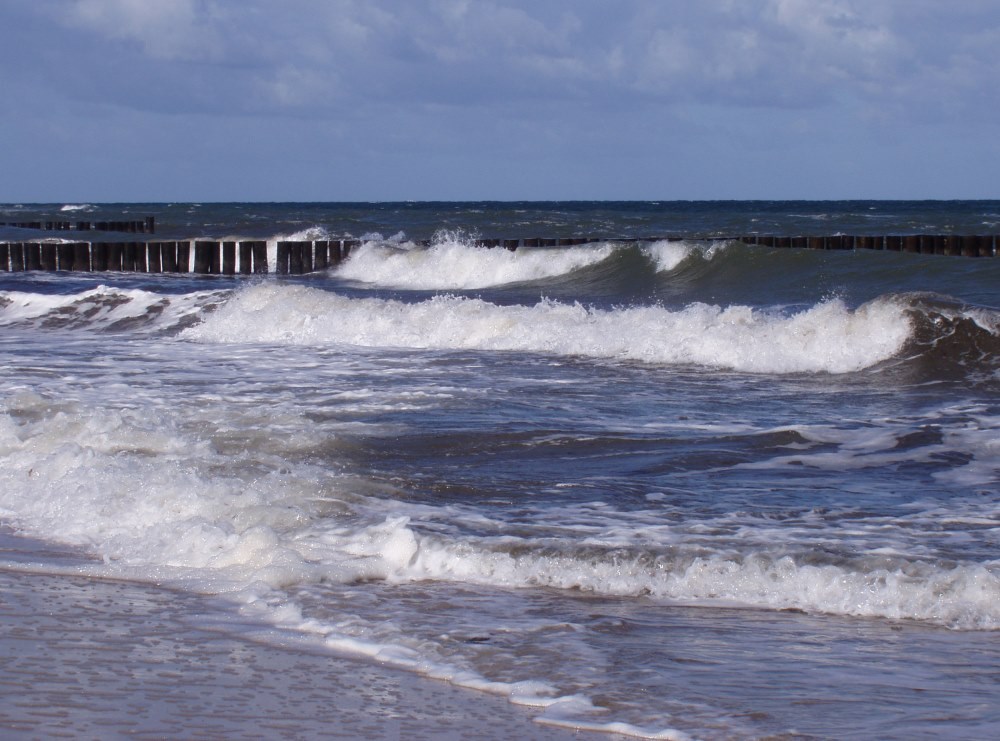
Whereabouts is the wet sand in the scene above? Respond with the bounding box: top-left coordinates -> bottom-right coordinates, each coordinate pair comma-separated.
0,566 -> 585,739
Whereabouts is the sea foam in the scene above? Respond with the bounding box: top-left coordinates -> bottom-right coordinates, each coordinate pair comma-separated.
184,284 -> 913,374
335,235 -> 617,289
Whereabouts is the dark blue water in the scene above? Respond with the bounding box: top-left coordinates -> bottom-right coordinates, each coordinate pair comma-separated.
4,199 -> 1000,240
0,202 -> 997,739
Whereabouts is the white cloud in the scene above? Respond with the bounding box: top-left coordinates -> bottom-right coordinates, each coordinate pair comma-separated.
14,0 -> 1000,122
67,0 -> 226,60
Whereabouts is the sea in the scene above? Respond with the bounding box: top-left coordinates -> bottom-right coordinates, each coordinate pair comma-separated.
0,201 -> 998,740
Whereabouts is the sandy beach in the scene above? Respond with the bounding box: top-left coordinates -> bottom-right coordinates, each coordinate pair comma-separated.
0,565 -> 585,740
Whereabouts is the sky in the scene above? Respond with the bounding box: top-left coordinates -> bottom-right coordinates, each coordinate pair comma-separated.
2,0 -> 999,202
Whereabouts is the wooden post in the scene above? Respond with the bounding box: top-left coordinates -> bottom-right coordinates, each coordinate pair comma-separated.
276,241 -> 290,275
978,235 -> 995,257
9,244 -> 24,271
934,236 -> 952,256
122,242 -> 136,271
176,241 -> 190,273
0,243 -> 10,271
329,240 -> 342,265
239,242 -> 253,274
147,242 -> 162,273
288,241 -> 305,274
73,242 -> 90,271
57,243 -> 74,270
301,241 -> 314,273
807,236 -> 825,250
92,242 -> 108,271
960,236 -> 979,258
503,239 -> 519,251
194,242 -> 214,274
161,242 -> 177,272
252,241 -> 267,274
210,241 -> 222,274
25,243 -> 41,270
134,241 -> 148,272
39,244 -> 56,271
106,243 -> 122,271
314,241 -> 329,271
523,238 -> 540,247
343,239 -> 358,258
885,235 -> 902,252
222,241 -> 236,275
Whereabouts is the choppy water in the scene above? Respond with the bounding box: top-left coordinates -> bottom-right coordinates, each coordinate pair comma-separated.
1,202 -> 998,739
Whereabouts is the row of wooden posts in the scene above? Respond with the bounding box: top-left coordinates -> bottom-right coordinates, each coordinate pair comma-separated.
0,240 -> 359,275
0,217 -> 155,234
530,234 -> 998,256
0,234 -> 995,275
467,234 -> 999,256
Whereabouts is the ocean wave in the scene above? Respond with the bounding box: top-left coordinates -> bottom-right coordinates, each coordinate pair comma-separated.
183,284 -> 912,374
0,393 -> 686,738
1,394 -> 994,636
336,232 -> 617,289
403,527 -> 1000,630
3,284 -> 995,379
897,294 -> 1000,380
332,235 -> 728,290
0,285 -> 225,334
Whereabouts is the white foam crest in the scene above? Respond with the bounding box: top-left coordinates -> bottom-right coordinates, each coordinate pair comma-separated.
641,239 -> 726,272
59,204 -> 93,212
0,391 -> 375,591
403,536 -> 1000,630
275,226 -> 332,242
0,286 -> 224,333
335,236 -> 616,289
184,284 -> 912,374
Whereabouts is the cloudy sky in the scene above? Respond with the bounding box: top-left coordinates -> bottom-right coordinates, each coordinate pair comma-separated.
2,0 -> 999,201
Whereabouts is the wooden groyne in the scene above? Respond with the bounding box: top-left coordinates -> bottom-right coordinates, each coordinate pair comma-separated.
0,217 -> 155,234
0,240 -> 360,275
0,234 -> 995,275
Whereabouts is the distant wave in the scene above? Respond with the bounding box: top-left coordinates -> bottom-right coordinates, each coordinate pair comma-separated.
336,232 -> 617,289
332,235 -> 731,290
641,240 -> 728,273
59,204 -> 94,212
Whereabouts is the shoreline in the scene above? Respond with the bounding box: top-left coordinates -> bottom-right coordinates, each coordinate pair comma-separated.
0,564 -> 584,739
